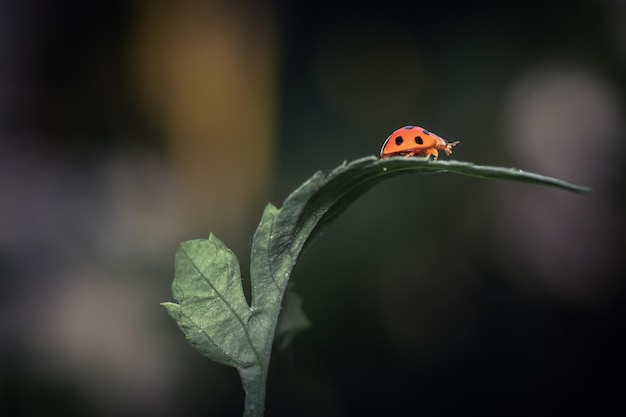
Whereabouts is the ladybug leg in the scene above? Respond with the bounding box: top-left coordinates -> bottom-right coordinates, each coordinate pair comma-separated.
425,149 -> 439,160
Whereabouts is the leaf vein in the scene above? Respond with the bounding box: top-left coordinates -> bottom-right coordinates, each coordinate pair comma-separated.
181,244 -> 262,367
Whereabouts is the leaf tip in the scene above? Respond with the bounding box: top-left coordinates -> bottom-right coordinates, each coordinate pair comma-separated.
161,302 -> 181,319
575,185 -> 593,194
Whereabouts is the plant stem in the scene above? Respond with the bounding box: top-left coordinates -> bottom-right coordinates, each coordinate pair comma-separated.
240,365 -> 267,417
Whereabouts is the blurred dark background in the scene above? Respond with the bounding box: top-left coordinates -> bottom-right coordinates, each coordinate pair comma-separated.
1,0 -> 625,416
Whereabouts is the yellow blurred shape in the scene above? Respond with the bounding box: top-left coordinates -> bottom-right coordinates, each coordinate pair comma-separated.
130,1 -> 277,238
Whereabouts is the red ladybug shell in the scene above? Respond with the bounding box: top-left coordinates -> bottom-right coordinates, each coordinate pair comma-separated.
379,125 -> 459,160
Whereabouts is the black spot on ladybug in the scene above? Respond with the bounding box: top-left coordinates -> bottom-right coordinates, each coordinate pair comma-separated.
414,136 -> 423,145
422,129 -> 430,135
404,126 -> 414,130
395,136 -> 404,146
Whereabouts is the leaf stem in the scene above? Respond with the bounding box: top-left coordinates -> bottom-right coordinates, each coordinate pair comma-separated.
240,365 -> 267,417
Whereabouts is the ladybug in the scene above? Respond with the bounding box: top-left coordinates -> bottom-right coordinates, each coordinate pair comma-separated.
379,125 -> 459,160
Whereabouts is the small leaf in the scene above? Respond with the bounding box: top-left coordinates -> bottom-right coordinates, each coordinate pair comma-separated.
162,235 -> 260,369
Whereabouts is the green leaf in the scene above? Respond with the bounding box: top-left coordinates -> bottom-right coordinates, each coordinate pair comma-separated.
162,236 -> 260,369
163,156 -> 590,416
